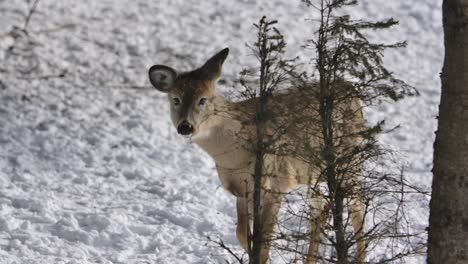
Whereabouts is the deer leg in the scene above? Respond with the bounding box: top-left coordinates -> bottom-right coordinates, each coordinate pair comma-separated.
257,192 -> 282,264
350,196 -> 366,263
236,197 -> 252,252
306,197 -> 328,264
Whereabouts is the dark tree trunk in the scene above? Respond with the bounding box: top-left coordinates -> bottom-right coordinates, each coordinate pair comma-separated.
427,1 -> 468,263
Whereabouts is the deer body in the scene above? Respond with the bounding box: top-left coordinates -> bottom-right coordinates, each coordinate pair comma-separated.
191,94 -> 323,195
148,48 -> 366,263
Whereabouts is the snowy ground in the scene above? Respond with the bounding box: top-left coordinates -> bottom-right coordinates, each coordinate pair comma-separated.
0,0 -> 442,263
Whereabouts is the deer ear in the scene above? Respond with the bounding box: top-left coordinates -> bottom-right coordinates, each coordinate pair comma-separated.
200,48 -> 229,80
148,65 -> 177,92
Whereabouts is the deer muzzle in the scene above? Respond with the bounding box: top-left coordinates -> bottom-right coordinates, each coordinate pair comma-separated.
177,120 -> 194,135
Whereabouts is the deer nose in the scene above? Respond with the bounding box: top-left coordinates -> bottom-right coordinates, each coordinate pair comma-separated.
177,120 -> 193,135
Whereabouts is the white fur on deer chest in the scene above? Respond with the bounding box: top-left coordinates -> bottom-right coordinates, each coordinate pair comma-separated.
194,126 -> 254,197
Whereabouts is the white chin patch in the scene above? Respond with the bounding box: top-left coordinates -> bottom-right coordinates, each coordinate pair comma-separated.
191,128 -> 212,142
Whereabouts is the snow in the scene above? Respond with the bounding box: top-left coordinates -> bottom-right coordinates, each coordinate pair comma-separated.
0,0 -> 442,263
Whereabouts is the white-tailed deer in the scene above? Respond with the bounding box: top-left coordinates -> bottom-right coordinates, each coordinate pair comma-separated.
148,48 -> 367,263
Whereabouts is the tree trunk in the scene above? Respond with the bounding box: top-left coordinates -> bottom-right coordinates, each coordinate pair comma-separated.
427,1 -> 468,263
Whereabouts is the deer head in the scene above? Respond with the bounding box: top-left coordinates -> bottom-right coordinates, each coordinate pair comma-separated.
149,48 -> 229,136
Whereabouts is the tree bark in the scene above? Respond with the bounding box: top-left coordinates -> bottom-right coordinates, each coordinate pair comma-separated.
428,1 -> 468,263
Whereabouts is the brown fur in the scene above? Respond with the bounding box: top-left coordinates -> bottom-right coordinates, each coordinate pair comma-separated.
149,48 -> 367,263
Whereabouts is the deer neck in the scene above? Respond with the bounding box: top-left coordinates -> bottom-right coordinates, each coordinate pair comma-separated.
191,96 -> 246,164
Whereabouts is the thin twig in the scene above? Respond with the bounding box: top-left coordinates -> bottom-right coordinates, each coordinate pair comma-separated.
23,0 -> 41,32
207,236 -> 246,264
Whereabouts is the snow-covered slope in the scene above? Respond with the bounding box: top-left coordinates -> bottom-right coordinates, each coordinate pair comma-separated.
0,0 -> 442,263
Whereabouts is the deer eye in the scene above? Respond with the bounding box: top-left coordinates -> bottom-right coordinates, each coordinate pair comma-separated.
199,97 -> 207,106
172,97 -> 181,106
